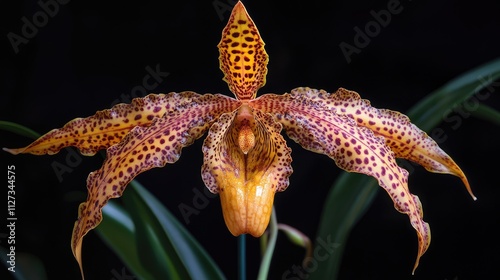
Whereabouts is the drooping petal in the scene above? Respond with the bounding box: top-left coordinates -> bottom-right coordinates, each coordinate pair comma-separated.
4,93 -> 205,156
251,93 -> 430,273
289,87 -> 475,200
71,93 -> 240,278
201,105 -> 292,237
218,1 -> 268,100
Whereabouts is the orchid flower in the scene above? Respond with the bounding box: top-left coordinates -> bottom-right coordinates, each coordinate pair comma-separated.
4,1 -> 475,278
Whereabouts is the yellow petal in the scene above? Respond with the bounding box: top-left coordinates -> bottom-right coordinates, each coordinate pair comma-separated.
218,1 -> 268,100
202,105 -> 292,236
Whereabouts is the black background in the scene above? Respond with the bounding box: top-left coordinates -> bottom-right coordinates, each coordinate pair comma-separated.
1,0 -> 500,279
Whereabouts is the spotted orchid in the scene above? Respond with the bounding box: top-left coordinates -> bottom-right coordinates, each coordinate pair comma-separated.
4,1 -> 475,278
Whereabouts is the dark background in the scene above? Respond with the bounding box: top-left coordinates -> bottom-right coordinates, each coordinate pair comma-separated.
1,0 -> 500,279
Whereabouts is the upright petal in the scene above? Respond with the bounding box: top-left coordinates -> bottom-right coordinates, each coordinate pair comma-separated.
201,105 -> 292,237
4,93 -> 204,156
289,87 -> 475,200
218,1 -> 268,100
252,93 -> 430,273
71,93 -> 240,278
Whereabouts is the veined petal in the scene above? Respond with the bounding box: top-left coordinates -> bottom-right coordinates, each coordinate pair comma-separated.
201,105 -> 292,237
289,87 -> 475,200
251,93 -> 430,273
4,93 -> 206,156
71,93 -> 240,278
218,1 -> 268,100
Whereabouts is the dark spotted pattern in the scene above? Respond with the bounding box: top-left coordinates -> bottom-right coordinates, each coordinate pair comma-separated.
201,105 -> 292,236
290,87 -> 476,200
5,93 -> 201,156
70,92 -> 240,268
251,91 -> 431,273
5,1 -> 472,277
218,1 -> 268,100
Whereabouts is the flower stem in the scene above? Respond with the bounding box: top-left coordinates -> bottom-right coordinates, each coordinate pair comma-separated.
238,234 -> 246,280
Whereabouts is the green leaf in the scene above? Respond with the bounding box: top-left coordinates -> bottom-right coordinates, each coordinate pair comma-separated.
1,119 -> 224,279
408,57 -> 500,130
119,180 -> 226,280
0,120 -> 40,139
471,104 -> 500,127
95,201 -> 154,279
310,57 -> 500,280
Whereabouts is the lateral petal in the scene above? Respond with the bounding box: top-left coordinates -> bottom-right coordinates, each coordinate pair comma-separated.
289,87 -> 475,200
4,93 -> 209,156
252,92 -> 430,273
71,93 -> 240,278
